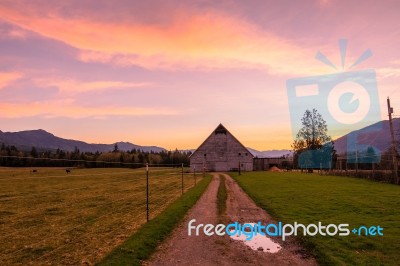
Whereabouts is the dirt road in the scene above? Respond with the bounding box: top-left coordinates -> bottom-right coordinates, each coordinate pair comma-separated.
146,173 -> 317,266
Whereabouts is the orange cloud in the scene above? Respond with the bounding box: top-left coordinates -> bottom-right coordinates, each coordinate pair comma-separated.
0,100 -> 177,119
0,6 -> 326,75
33,78 -> 152,94
0,71 -> 22,89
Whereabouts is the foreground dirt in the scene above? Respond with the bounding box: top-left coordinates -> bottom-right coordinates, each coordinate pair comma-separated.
146,173 -> 317,266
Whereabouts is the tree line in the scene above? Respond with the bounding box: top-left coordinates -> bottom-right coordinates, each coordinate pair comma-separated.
0,143 -> 192,168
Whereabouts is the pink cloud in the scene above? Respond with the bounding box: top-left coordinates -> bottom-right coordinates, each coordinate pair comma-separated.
0,4 -> 327,75
0,71 -> 22,89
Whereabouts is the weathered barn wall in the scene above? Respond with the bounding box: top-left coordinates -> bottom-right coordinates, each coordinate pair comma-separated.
190,124 -> 253,172
253,157 -> 286,171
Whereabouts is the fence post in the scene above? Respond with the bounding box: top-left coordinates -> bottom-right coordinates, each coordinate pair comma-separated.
146,163 -> 149,222
181,163 -> 184,195
238,161 -> 241,176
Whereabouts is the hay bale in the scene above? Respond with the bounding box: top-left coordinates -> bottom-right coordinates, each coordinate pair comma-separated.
269,166 -> 282,172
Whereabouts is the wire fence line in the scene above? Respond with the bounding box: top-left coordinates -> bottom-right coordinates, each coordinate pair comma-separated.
318,168 -> 399,184
0,165 -> 203,265
0,170 -> 139,181
0,154 -> 189,168
287,151 -> 399,184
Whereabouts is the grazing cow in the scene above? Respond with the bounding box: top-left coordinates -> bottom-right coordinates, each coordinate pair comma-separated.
66,169 -> 71,174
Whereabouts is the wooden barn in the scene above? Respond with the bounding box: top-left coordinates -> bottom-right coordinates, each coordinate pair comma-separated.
190,124 -> 254,172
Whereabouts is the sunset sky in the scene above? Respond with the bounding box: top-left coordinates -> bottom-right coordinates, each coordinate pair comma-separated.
0,0 -> 399,150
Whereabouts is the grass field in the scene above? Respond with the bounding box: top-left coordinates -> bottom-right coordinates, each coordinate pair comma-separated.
233,171 -> 400,265
99,174 -> 212,265
0,167 -> 201,265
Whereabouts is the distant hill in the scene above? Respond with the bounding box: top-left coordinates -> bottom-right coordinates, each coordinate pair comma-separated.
247,148 -> 293,158
2,118 -> 398,155
0,129 -> 165,153
247,118 -> 400,157
334,118 -> 400,154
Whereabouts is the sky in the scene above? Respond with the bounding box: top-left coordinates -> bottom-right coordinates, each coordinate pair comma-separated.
0,0 -> 399,150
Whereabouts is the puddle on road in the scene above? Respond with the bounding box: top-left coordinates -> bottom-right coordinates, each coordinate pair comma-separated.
229,223 -> 282,253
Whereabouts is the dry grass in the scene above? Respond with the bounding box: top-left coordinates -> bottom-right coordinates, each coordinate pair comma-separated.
0,167 -> 200,265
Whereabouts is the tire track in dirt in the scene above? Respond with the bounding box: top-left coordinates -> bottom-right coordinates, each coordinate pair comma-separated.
146,173 -> 317,266
224,173 -> 317,265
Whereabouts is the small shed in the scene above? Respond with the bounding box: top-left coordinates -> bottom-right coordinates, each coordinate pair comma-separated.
253,157 -> 287,171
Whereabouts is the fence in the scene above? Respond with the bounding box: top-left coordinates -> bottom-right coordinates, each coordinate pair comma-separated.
319,169 -> 399,184
284,153 -> 400,185
0,164 -> 204,265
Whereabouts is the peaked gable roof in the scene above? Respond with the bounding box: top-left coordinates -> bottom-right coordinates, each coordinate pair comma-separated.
190,124 -> 254,158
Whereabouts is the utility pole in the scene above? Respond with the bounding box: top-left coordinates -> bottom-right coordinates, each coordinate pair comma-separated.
387,97 -> 398,184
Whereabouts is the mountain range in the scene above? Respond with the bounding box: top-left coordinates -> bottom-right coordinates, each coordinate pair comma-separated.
248,118 -> 399,156
0,118 -> 398,156
0,129 -> 165,153
333,118 -> 399,154
247,148 -> 292,158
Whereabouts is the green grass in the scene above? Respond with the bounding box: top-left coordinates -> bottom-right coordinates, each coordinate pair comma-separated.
232,171 -> 400,265
98,174 -> 212,266
217,175 -> 227,221
0,167 -> 202,265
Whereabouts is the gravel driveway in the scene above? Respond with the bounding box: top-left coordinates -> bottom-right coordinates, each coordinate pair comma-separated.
146,173 -> 317,266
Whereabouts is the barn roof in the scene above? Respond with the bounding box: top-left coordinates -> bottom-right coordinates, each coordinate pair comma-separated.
190,123 -> 254,158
